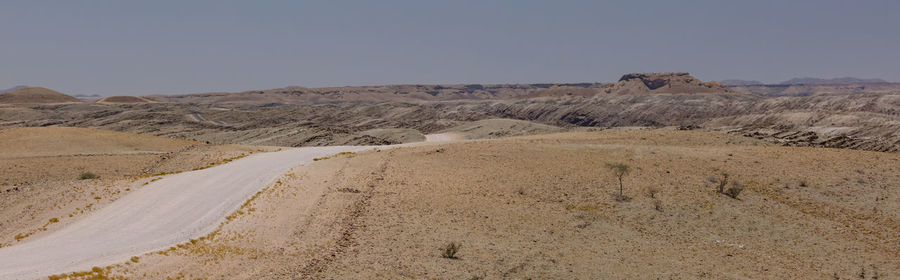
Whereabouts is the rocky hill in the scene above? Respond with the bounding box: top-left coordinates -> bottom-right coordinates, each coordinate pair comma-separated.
606,72 -> 732,94
2,90 -> 897,152
1,74 -> 896,152
146,84 -> 587,105
145,73 -> 731,105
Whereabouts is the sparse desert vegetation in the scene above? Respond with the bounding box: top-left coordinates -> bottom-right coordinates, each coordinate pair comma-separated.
81,130 -> 899,279
0,83 -> 898,279
0,66 -> 898,280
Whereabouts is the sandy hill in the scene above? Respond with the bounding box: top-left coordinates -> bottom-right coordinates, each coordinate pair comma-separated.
96,96 -> 156,104
0,86 -> 26,94
0,127 -> 195,158
0,87 -> 81,104
606,72 -> 732,94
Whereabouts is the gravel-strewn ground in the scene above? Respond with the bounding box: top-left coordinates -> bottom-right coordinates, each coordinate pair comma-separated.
102,130 -> 898,279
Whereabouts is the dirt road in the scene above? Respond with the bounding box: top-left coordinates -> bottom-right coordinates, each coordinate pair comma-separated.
187,113 -> 227,126
423,132 -> 464,142
0,146 -> 373,279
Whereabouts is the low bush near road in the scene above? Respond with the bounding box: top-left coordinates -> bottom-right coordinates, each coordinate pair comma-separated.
79,172 -> 99,180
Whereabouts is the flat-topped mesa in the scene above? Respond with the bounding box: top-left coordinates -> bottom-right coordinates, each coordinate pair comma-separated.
607,72 -> 732,94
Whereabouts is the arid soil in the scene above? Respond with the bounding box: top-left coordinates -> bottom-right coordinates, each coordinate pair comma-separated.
85,130 -> 899,279
0,127 -> 271,251
0,146 -> 373,279
0,127 -> 261,185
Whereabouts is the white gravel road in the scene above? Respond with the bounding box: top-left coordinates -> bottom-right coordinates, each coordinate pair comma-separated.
0,146 -> 374,279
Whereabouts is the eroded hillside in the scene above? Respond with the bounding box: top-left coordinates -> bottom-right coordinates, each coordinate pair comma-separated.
2,91 -> 897,152
1,72 -> 897,152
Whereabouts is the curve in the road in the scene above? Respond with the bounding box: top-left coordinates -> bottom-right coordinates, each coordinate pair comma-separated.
0,146 -> 373,279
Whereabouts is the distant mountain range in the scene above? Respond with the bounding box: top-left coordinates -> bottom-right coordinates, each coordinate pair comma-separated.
73,94 -> 103,101
721,77 -> 890,86
779,77 -> 888,85
719,80 -> 764,86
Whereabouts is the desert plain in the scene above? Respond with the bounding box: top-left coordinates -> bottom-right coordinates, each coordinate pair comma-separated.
0,73 -> 897,279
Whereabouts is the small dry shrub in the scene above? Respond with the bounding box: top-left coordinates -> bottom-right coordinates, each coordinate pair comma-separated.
647,186 -> 659,198
715,173 -> 729,193
725,181 -> 744,199
337,188 -> 361,193
441,242 -> 461,259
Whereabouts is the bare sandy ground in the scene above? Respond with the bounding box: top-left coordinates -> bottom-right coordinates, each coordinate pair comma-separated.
4,130 -> 898,279
91,130 -> 898,279
0,127 -> 260,185
0,146 -> 373,279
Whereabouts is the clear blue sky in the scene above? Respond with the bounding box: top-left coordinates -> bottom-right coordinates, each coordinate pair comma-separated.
1,0 -> 898,96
